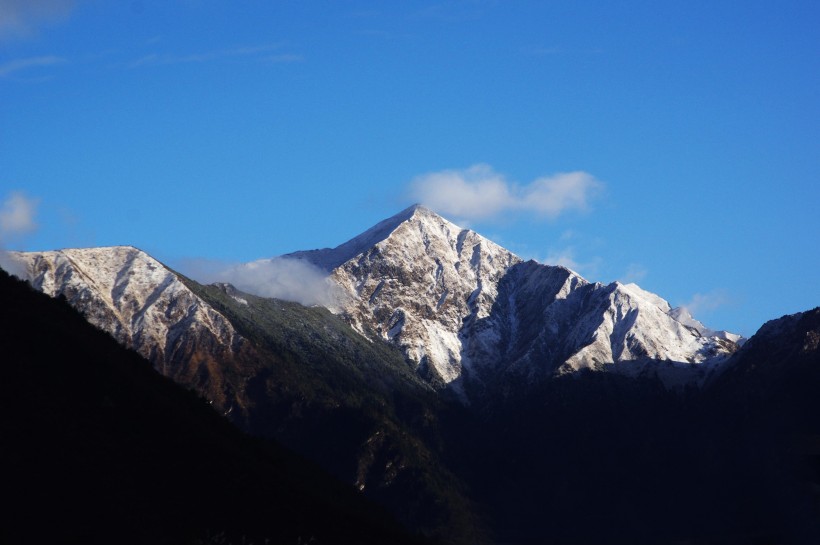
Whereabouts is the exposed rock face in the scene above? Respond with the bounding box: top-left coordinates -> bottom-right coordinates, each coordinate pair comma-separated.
290,205 -> 520,384
289,205 -> 740,389
10,246 -> 243,383
9,206 -> 741,395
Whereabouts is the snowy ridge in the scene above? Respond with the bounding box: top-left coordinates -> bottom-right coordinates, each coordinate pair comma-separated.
289,206 -> 741,391
9,206 -> 742,397
316,205 -> 521,384
668,306 -> 744,344
285,205 -> 423,272
10,246 -> 241,376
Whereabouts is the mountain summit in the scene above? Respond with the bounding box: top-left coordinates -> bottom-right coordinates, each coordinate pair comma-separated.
290,204 -> 521,384
287,205 -> 739,390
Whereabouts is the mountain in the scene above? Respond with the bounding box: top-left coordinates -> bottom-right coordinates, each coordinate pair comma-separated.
462,306 -> 820,544
11,246 -> 241,382
287,204 -> 740,393
11,206 -> 740,400
8,245 -> 485,543
9,205 -> 818,544
0,267 -> 431,545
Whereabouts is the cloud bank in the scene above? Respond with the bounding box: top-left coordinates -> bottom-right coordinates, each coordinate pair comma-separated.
178,257 -> 343,308
409,164 -> 602,222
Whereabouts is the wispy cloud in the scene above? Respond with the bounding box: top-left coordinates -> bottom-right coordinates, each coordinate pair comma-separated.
130,43 -> 302,68
619,263 -> 648,284
409,164 -> 603,222
177,257 -> 343,308
543,249 -> 581,270
0,191 -> 39,277
0,0 -> 76,40
540,246 -> 602,278
0,191 -> 38,240
679,290 -> 731,316
0,55 -> 65,77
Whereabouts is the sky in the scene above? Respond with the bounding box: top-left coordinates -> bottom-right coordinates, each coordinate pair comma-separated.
1,0 -> 818,336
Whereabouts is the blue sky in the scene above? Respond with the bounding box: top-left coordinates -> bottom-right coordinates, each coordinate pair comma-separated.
1,0 -> 818,336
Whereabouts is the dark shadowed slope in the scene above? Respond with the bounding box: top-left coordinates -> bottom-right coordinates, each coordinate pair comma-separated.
461,308 -> 820,545
0,269 -> 430,545
178,279 -> 489,545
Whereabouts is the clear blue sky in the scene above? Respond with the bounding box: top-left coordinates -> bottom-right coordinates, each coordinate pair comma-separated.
2,1 -> 818,336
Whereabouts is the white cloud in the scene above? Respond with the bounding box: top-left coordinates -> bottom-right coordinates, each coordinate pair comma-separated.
0,251 -> 25,277
410,164 -> 513,220
410,164 -> 603,222
177,257 -> 343,308
619,263 -> 648,284
543,249 -> 580,271
541,247 -> 602,278
522,172 -> 601,217
0,191 -> 39,277
680,290 -> 731,316
0,191 -> 38,240
0,0 -> 76,40
0,55 -> 65,77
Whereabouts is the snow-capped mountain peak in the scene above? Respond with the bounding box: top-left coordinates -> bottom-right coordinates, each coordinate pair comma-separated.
8,206 -> 742,397
286,204 -> 468,271
294,204 -> 521,384
280,207 -> 740,390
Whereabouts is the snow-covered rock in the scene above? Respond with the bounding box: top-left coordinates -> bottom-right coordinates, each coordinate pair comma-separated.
9,206 -> 741,396
288,205 -> 520,384
9,246 -> 242,377
287,205 -> 741,390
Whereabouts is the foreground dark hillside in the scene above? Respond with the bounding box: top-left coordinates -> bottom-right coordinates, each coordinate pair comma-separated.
0,269 -> 429,545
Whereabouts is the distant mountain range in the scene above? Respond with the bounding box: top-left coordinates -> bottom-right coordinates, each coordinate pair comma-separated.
4,205 -> 820,544
13,205 -> 741,395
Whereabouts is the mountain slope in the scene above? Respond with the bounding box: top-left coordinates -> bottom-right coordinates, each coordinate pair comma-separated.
0,268 -> 430,545
288,205 -> 739,391
10,246 -> 241,379
288,204 -> 521,385
7,246 -> 487,543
